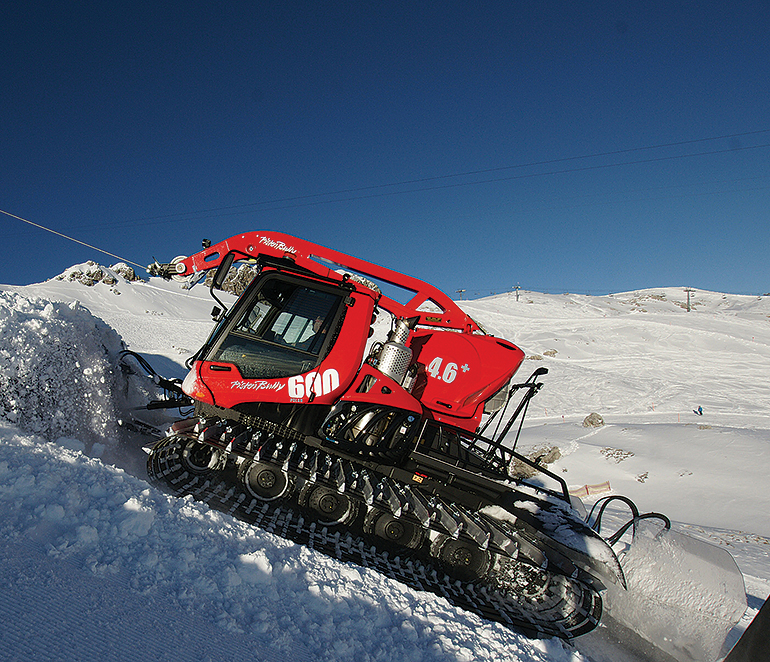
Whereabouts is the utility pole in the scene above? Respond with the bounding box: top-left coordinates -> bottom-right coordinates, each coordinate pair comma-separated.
456,289 -> 466,300
684,287 -> 695,312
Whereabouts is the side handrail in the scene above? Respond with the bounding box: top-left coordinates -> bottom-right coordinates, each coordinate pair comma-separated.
479,367 -> 548,451
419,424 -> 571,504
415,367 -> 569,501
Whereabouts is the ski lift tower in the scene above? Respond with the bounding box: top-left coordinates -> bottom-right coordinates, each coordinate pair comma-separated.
684,287 -> 695,312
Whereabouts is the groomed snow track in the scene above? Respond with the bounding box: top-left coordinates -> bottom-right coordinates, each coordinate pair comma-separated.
146,427 -> 602,640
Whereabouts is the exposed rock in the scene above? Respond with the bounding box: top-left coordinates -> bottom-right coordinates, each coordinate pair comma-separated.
56,261 -> 105,286
510,445 -> 562,479
204,264 -> 259,296
110,262 -> 142,282
55,261 -> 144,287
600,447 -> 633,463
583,412 -> 604,428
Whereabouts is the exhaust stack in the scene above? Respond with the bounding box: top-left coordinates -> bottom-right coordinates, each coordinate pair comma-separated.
376,316 -> 419,385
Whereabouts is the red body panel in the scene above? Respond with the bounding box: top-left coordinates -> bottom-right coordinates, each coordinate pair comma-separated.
194,288 -> 375,409
339,363 -> 424,414
410,331 -> 525,430
172,231 -> 525,433
411,332 -> 525,415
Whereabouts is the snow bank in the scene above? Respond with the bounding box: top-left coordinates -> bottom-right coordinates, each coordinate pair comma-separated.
0,291 -> 127,447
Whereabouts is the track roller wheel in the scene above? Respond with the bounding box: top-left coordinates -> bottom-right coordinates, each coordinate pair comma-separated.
433,536 -> 492,581
304,485 -> 359,526
239,461 -> 292,502
365,510 -> 424,549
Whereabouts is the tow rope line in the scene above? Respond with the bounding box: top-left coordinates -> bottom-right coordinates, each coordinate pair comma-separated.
1,208 -> 145,270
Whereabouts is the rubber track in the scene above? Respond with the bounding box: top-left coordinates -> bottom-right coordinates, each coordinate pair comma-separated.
147,434 -> 601,639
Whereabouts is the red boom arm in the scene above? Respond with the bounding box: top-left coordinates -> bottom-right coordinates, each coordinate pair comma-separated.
166,231 -> 482,333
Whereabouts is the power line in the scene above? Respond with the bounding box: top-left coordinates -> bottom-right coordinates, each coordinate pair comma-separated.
29,135 -> 770,237
7,129 -> 770,238
125,140 -> 770,227
0,209 -> 145,269
3,206 -> 764,297
117,127 -> 770,223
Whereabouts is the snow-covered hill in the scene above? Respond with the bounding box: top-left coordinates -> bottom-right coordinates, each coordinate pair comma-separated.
1,267 -> 768,662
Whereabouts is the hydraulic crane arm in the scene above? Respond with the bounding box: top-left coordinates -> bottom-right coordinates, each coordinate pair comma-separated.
150,230 -> 482,333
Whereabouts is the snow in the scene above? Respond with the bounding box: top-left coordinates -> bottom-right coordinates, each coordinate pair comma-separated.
1,269 -> 768,661
603,522 -> 747,662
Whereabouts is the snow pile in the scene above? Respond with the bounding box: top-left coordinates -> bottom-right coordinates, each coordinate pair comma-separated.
0,291 -> 127,447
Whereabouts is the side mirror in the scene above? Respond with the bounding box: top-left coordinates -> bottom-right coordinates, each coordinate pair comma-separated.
211,306 -> 222,321
209,252 -> 235,316
212,252 -> 235,290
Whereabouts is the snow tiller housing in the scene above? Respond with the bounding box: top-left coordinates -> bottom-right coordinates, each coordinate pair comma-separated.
145,231 -> 745,652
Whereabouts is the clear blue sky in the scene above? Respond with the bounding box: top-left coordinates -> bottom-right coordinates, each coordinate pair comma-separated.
2,1 -> 769,297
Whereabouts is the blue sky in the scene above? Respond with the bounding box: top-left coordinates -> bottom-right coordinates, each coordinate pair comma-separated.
2,2 -> 769,297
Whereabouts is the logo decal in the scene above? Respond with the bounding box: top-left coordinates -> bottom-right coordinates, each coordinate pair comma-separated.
288,369 -> 340,399
426,357 -> 459,384
231,380 -> 285,392
258,236 -> 297,254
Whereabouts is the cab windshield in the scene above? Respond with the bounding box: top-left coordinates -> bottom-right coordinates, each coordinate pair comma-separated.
210,274 -> 343,379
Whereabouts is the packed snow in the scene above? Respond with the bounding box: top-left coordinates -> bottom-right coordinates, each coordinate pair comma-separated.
1,264 -> 768,662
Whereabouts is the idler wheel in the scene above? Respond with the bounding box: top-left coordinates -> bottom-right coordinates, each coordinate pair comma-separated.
511,562 -> 551,600
433,536 -> 491,581
240,461 -> 292,501
180,439 -> 224,474
306,486 -> 359,526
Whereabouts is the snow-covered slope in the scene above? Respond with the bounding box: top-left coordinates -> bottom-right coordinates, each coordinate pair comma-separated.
461,288 -> 770,419
461,289 -> 770,537
1,270 -> 768,662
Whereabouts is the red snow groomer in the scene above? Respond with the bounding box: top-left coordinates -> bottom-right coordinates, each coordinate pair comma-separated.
145,231 -> 745,655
